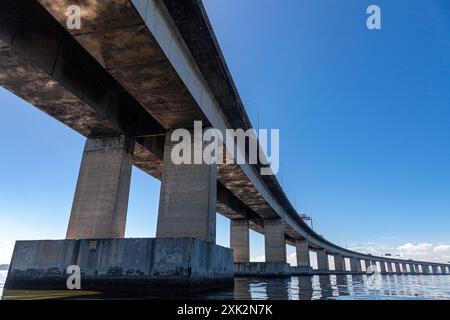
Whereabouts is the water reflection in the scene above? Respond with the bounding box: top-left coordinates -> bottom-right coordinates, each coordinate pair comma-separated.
2,271 -> 450,300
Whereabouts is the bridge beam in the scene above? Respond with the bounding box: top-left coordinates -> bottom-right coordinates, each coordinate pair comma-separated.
230,219 -> 250,263
295,239 -> 311,268
66,136 -> 134,239
264,219 -> 286,263
156,131 -> 216,242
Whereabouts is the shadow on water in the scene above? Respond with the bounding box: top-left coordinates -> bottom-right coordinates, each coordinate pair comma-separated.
2,270 -> 450,300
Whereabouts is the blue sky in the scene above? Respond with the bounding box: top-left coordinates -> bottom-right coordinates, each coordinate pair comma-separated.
1,0 -> 450,264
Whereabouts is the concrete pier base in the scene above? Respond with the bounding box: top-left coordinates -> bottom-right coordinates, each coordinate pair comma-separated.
234,262 -> 291,277
5,238 -> 233,293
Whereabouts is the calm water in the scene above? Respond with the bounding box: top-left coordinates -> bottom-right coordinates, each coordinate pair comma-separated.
1,270 -> 450,300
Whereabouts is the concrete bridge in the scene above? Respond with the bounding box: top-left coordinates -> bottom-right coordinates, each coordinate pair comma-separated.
2,0 -> 449,293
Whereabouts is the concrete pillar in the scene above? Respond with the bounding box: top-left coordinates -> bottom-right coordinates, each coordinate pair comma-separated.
264,219 -> 286,263
402,263 -> 408,273
295,239 -> 310,268
365,260 -> 373,271
387,262 -> 393,273
409,264 -> 415,273
395,263 -> 401,273
230,219 -> 250,262
317,249 -> 329,271
350,258 -> 360,272
422,265 -> 429,274
156,131 -> 216,242
416,264 -> 421,273
379,261 -> 387,273
432,266 -> 439,274
66,136 -> 135,239
334,254 -> 344,271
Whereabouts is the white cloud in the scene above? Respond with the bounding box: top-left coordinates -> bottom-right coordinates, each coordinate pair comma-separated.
287,252 -> 296,266
349,242 -> 450,263
0,241 -> 14,264
433,245 -> 450,253
251,255 -> 265,262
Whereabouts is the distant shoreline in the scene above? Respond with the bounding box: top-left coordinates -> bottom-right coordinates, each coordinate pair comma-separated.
0,264 -> 9,271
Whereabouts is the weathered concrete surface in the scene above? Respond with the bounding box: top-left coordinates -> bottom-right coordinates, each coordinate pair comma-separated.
230,219 -> 250,263
334,254 -> 344,272
264,219 -> 286,263
316,249 -> 329,272
5,238 -> 233,292
350,258 -> 362,272
295,239 -> 310,268
234,262 -> 291,278
379,261 -> 387,274
156,132 -> 217,242
67,136 -> 134,239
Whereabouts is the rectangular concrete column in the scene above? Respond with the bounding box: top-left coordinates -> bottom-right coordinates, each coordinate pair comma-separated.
317,249 -> 329,271
432,266 -> 439,274
395,263 -> 401,273
365,260 -> 373,271
156,131 -> 216,242
66,136 -> 135,239
402,263 -> 408,273
422,265 -> 429,274
350,258 -> 360,272
295,239 -> 311,268
264,219 -> 286,263
230,219 -> 250,262
387,262 -> 393,273
334,254 -> 344,271
379,261 -> 387,273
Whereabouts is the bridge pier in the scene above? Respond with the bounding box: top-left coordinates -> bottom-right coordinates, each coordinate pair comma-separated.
317,249 -> 329,273
387,262 -> 394,273
156,131 -> 217,242
379,261 -> 387,274
264,219 -> 287,263
6,133 -> 234,293
395,262 -> 401,274
401,263 -> 408,273
295,239 -> 311,269
432,266 -> 439,275
365,260 -> 373,272
422,265 -> 429,274
66,136 -> 135,239
334,254 -> 345,272
230,219 -> 250,263
415,264 -> 421,273
350,258 -> 362,273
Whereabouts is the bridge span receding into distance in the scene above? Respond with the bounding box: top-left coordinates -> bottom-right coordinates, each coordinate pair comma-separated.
1,0 -> 449,293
